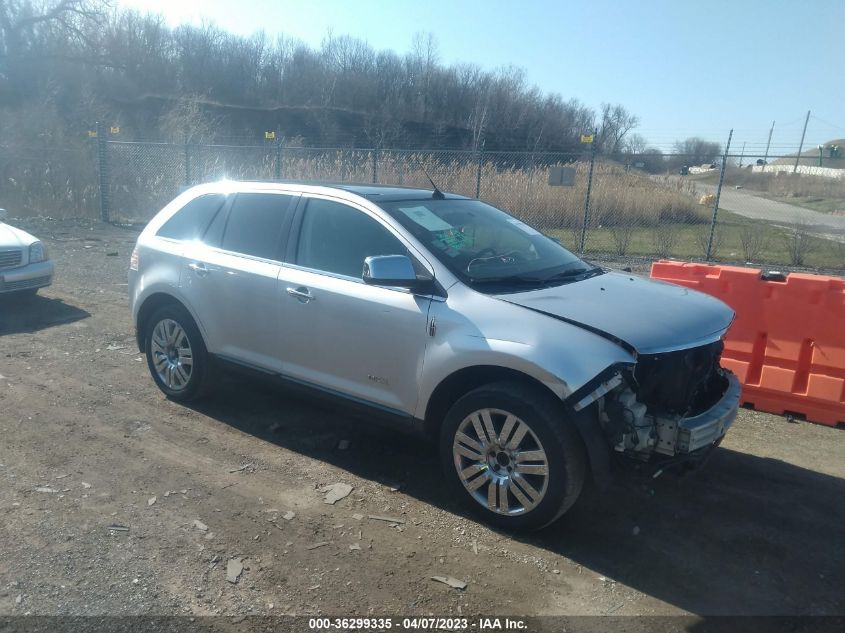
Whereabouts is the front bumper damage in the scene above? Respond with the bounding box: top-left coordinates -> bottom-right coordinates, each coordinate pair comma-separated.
598,368 -> 740,459
671,372 -> 740,453
571,339 -> 740,472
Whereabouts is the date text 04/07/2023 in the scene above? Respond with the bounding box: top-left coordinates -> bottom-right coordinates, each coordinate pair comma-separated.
307,617 -> 528,630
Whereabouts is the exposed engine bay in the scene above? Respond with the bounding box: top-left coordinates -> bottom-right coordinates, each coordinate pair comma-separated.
595,341 -> 737,460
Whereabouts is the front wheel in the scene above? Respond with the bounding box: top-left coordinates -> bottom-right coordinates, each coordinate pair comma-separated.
439,381 -> 586,531
145,303 -> 214,402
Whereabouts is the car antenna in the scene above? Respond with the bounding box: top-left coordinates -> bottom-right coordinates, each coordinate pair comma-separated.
416,159 -> 445,199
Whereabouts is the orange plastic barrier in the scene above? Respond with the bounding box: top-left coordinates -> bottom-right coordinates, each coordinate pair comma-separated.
650,261 -> 845,427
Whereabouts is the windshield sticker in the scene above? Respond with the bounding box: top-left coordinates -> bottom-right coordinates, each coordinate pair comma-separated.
398,206 -> 454,232
507,218 -> 541,236
433,229 -> 467,252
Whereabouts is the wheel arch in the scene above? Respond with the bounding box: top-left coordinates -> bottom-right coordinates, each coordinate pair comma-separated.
422,365 -> 611,489
422,365 -> 561,436
135,292 -> 204,352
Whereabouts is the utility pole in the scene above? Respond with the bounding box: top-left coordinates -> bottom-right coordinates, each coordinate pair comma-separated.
738,142 -> 746,168
793,110 -> 810,174
763,120 -> 775,165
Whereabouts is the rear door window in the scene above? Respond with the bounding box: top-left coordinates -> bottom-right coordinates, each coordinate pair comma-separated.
295,198 -> 408,279
156,194 -> 226,241
220,193 -> 296,260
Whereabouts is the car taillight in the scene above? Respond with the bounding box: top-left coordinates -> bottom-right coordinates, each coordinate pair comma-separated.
130,246 -> 139,271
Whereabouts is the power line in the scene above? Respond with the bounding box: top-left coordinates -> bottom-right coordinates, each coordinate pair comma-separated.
810,114 -> 845,132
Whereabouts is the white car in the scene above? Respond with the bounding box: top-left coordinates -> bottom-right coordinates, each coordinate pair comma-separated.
0,209 -> 54,296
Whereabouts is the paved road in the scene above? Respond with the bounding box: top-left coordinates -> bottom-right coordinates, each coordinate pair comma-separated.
691,180 -> 845,243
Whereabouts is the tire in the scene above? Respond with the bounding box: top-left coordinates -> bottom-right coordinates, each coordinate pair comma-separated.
144,303 -> 214,402
439,381 -> 586,531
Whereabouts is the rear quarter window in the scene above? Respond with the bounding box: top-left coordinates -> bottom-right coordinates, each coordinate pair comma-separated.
156,194 -> 226,241
220,192 -> 296,260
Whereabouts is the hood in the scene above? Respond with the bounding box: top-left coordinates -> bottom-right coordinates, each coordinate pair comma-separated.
495,271 -> 734,354
0,222 -> 36,248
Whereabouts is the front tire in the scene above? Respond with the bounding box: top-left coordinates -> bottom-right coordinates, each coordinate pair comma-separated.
145,303 -> 213,402
439,381 -> 586,531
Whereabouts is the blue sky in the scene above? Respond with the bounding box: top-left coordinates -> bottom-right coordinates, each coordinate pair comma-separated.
116,0 -> 845,154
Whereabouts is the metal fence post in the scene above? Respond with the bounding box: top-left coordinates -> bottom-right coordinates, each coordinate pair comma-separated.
372,147 -> 379,184
706,129 -> 733,261
475,146 -> 484,198
275,133 -> 283,180
96,121 -> 110,223
579,132 -> 597,253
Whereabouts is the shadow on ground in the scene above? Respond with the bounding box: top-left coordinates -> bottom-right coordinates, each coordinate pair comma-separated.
187,373 -> 845,616
0,293 -> 89,336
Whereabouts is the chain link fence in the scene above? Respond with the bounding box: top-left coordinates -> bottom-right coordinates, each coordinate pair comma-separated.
2,137 -> 844,272
0,143 -> 98,219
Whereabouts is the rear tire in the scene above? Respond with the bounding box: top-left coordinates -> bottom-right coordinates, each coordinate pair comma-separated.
144,303 -> 214,402
439,381 -> 586,531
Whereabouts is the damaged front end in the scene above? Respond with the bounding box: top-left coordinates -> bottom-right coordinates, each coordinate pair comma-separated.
575,340 -> 740,471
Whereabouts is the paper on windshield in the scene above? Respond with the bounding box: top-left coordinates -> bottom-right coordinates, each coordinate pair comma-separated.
506,218 -> 541,236
398,206 -> 453,232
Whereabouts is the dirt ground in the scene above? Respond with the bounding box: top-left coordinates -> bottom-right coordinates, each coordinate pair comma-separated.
0,219 -> 843,618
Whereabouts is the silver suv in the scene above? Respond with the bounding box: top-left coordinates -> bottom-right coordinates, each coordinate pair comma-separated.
129,182 -> 740,530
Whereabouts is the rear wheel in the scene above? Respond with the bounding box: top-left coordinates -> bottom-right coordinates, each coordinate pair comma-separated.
439,381 -> 586,530
145,303 -> 214,401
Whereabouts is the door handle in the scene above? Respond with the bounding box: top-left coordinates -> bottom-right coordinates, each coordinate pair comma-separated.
286,286 -> 314,302
188,262 -> 211,277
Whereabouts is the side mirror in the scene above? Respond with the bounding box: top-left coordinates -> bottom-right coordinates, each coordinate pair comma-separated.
363,255 -> 427,289
0,209 -> 7,220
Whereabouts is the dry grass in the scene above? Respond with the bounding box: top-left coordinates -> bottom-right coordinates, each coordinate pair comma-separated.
1,145 -> 710,233
0,145 -> 99,218
721,167 -> 845,202
278,151 -> 705,231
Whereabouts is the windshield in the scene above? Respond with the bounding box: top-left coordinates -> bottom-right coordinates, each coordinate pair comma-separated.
378,198 -> 598,291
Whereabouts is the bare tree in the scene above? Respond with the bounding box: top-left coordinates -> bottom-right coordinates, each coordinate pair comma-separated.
652,223 -> 679,257
597,103 -> 639,155
610,222 -> 635,256
832,239 -> 845,267
0,1 -> 642,152
782,217 -> 817,266
469,92 -> 489,151
623,133 -> 647,155
0,0 -> 107,102
738,224 -> 770,262
672,137 -> 722,168
0,0 -> 106,54
694,224 -> 724,258
159,96 -> 221,143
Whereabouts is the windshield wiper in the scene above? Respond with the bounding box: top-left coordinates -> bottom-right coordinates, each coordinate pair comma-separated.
469,274 -> 546,285
470,267 -> 604,287
541,266 -> 604,283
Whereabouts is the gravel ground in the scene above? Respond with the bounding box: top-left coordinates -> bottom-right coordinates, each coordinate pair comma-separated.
0,218 -> 843,618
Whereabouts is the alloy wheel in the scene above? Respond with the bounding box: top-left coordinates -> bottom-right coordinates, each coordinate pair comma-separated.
150,318 -> 194,391
452,408 -> 549,515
